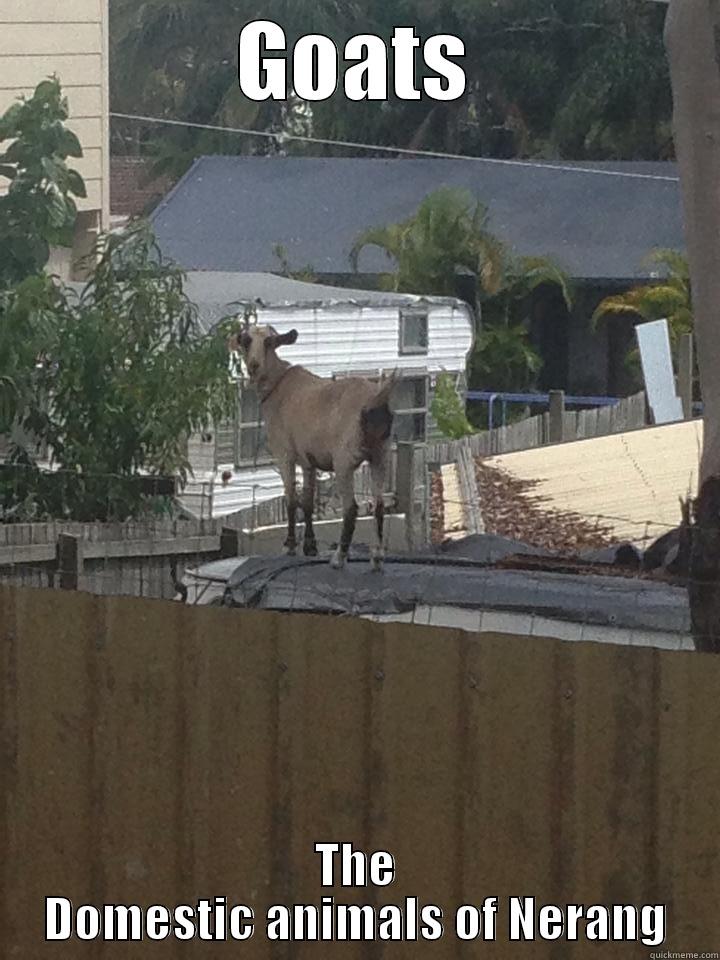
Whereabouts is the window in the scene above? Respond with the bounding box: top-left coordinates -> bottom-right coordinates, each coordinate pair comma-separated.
399,307 -> 429,355
236,385 -> 271,466
392,375 -> 429,442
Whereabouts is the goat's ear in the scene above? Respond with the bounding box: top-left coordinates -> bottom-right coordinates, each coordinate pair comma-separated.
276,328 -> 298,347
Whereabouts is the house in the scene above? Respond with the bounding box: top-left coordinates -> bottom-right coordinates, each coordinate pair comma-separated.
0,0 -> 110,279
151,155 -> 683,396
180,271 -> 474,518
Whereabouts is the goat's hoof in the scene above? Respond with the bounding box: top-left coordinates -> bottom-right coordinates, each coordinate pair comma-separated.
284,545 -> 297,557
330,550 -> 346,570
370,549 -> 385,573
303,542 -> 318,557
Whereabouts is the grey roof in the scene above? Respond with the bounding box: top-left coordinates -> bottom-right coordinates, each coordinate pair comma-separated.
151,156 -> 683,282
219,551 -> 690,635
181,271 -> 462,334
67,270 -> 462,338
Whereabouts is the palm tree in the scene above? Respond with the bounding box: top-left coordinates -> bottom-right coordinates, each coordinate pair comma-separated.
350,188 -> 572,396
110,0 -> 361,175
349,187 -> 507,299
592,249 -> 692,346
110,1 -> 672,165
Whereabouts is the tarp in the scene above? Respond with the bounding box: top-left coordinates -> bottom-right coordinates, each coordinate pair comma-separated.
224,553 -> 689,633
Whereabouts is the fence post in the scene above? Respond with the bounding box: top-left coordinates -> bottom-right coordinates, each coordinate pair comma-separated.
396,442 -> 413,516
396,441 -> 429,551
56,533 -> 80,590
678,333 -> 694,420
549,390 -> 565,444
220,526 -> 239,558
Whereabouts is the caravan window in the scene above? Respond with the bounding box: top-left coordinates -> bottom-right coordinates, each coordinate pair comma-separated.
399,307 -> 429,355
392,375 -> 428,442
236,386 -> 272,466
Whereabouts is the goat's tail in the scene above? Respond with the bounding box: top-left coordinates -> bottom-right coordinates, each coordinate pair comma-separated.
361,371 -> 397,450
374,368 -> 399,408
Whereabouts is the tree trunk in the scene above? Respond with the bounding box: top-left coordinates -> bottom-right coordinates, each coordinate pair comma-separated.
665,0 -> 720,651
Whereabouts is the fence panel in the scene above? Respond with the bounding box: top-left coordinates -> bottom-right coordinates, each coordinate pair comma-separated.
0,586 -> 718,956
429,392 -> 649,465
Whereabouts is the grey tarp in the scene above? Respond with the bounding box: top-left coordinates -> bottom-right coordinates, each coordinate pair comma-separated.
223,553 -> 689,633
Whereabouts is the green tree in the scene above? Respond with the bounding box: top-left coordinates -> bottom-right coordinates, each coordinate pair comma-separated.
0,79 -> 235,521
0,77 -> 86,433
9,222 -> 235,520
0,77 -> 86,288
592,249 -> 691,344
110,1 -> 672,167
591,249 -> 693,392
350,188 -> 571,396
110,0 -> 361,175
430,371 -> 474,439
350,187 -> 506,298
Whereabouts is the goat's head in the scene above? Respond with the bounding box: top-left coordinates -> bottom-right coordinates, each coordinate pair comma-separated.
228,325 -> 298,381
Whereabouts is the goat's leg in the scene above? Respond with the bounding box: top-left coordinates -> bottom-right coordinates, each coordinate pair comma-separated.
330,468 -> 358,570
301,466 -> 318,556
369,455 -> 387,572
280,459 -> 298,556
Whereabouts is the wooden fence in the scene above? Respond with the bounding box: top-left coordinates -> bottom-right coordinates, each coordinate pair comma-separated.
0,485 -> 408,597
0,585 -> 718,956
428,391 -> 648,463
0,391 -> 654,593
0,518 -> 227,598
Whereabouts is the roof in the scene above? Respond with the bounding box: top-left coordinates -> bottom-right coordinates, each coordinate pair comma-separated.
219,551 -> 690,638
484,418 -> 702,546
180,271 -> 466,334
150,156 -> 682,282
66,270 -> 470,339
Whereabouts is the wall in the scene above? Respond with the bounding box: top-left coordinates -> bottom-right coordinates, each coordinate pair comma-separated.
0,0 -> 110,277
0,585 -> 718,956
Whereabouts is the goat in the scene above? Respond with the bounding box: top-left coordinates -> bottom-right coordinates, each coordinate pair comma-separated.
228,324 -> 395,571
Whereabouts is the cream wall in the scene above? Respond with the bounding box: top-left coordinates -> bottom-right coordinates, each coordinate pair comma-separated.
0,0 -> 110,277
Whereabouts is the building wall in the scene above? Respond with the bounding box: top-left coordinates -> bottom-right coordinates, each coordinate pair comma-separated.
0,0 -> 110,277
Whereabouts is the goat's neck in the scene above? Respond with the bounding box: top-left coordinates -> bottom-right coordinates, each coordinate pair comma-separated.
256,357 -> 292,403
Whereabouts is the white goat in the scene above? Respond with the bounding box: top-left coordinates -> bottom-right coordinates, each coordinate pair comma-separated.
228,324 -> 395,570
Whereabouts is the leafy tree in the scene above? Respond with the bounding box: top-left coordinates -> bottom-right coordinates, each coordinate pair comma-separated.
430,371 -> 474,439
591,249 -> 693,389
110,1 -> 673,167
0,78 -> 86,287
592,249 -> 691,344
0,77 -> 86,433
0,79 -> 235,521
350,187 -> 506,298
6,222 -> 235,520
351,188 -> 571,396
110,0 -> 361,174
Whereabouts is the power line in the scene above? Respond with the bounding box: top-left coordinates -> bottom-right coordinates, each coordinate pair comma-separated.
110,112 -> 680,183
